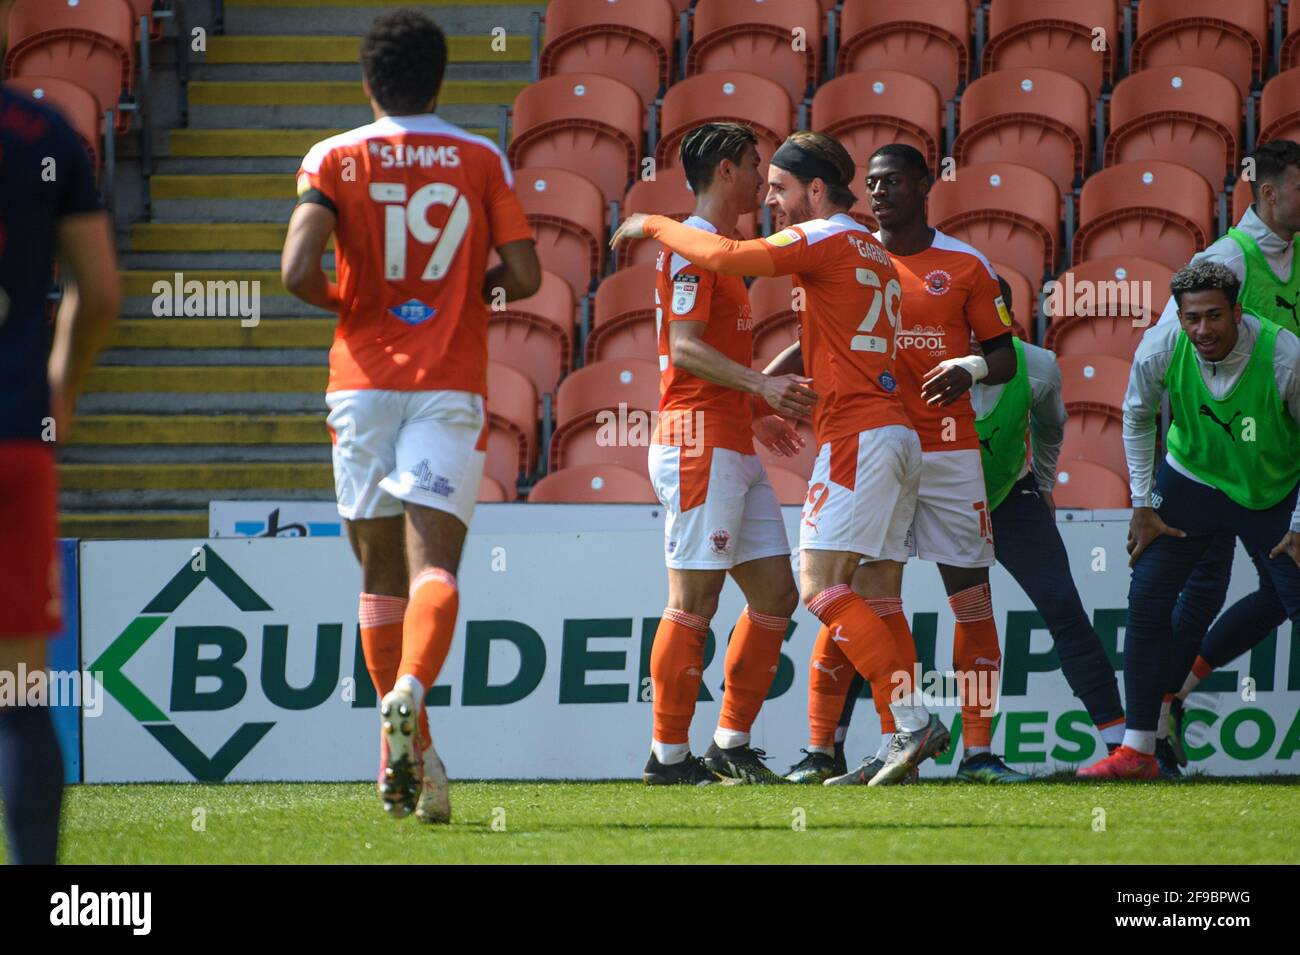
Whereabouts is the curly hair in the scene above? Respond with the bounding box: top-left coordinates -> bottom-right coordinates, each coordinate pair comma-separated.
360,10 -> 448,115
1170,260 -> 1241,308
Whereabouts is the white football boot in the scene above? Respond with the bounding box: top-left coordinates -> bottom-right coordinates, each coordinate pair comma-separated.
415,737 -> 451,824
378,686 -> 422,818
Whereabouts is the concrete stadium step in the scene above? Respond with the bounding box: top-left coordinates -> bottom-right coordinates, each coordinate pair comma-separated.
120,269 -> 333,315
187,79 -> 520,129
59,512 -> 209,540
68,415 -> 326,445
77,393 -> 327,415
86,364 -> 327,393
109,319 -> 334,348
97,348 -> 326,366
60,445 -> 329,465
151,174 -> 292,199
121,252 -> 304,270
222,0 -> 544,36
165,127 -> 496,157
58,462 -> 333,491
61,487 -> 334,510
130,223 -> 311,252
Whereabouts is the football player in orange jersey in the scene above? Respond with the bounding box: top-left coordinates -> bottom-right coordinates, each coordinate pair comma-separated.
639,123 -> 818,785
613,132 -> 949,786
783,145 -> 1026,784
281,10 -> 540,821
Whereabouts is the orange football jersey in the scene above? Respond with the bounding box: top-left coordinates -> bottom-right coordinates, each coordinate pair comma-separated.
296,114 -> 533,395
885,230 -> 1011,451
653,216 -> 755,453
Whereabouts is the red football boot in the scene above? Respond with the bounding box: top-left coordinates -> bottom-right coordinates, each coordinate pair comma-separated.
1076,745 -> 1159,780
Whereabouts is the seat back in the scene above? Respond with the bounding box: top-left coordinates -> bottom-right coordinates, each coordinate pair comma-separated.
656,71 -> 793,175
1105,65 -> 1242,190
749,274 -> 800,369
983,0 -> 1118,99
508,73 -> 643,206
515,167 -> 606,299
1073,160 -> 1215,271
486,362 -> 540,491
589,264 -> 658,363
551,358 -> 661,470
540,0 -> 675,105
1259,69 -> 1300,150
4,0 -> 135,134
1054,459 -> 1130,509
1061,402 -> 1127,479
1057,354 -> 1131,410
1284,0 -> 1300,70
5,75 -> 101,171
487,269 -> 575,399
1132,0 -> 1268,100
478,474 -> 511,502
528,463 -> 659,503
1045,255 -> 1173,345
954,67 -> 1091,195
812,71 -> 943,171
928,161 -> 1060,283
619,165 -> 757,268
837,0 -> 970,103
687,0 -> 823,105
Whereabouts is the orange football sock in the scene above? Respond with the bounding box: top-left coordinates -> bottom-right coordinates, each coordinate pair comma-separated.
950,583 -> 1000,749
651,608 -> 710,744
807,585 -> 912,707
865,596 -> 912,735
397,568 -> 459,692
359,593 -> 406,696
808,623 -> 855,749
718,606 -> 788,735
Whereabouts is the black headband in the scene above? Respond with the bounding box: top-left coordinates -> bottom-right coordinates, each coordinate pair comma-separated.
771,139 -> 847,187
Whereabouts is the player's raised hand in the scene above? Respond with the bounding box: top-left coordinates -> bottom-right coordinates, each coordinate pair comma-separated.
752,414 -> 804,456
759,373 -> 818,418
1268,531 -> 1300,568
921,358 -> 975,406
1126,506 -> 1186,567
609,213 -> 652,250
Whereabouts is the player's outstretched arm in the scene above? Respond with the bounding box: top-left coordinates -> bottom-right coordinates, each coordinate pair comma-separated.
610,214 -> 778,277
48,211 -> 120,437
282,203 -> 341,312
483,238 -> 541,303
669,321 -> 816,418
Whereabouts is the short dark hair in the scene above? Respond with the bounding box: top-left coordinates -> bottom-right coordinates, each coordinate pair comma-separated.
781,130 -> 857,208
1250,139 -> 1300,199
868,143 -> 932,183
679,122 -> 758,193
360,10 -> 448,115
1171,260 -> 1240,308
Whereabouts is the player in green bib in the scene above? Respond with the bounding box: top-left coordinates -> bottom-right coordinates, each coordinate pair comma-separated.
1079,261 -> 1300,780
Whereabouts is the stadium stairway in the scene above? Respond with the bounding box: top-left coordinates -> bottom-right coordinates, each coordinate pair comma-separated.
66,0 -> 542,539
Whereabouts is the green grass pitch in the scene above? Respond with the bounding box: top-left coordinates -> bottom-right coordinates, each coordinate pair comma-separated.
11,777 -> 1300,864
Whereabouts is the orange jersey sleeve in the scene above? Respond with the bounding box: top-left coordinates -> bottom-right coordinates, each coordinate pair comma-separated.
643,215 -> 777,276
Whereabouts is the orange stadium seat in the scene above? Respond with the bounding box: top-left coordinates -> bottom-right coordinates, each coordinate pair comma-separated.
588,264 -> 658,364
485,362 -> 539,498
618,165 -> 758,270
1104,66 -> 1242,191
656,71 -> 793,175
1057,354 -> 1131,411
988,260 -> 1035,340
811,71 -> 943,171
550,358 -> 661,472
1061,402 -> 1127,481
953,68 -> 1091,195
749,275 -> 800,371
1045,255 -> 1174,352
837,0 -> 970,104
928,162 -> 1061,283
765,465 -> 810,506
1072,161 -> 1215,271
478,475 -> 509,503
755,420 -> 816,479
686,0 -> 823,106
1131,0 -> 1268,102
487,269 -> 575,400
1054,459 -> 1130,509
1258,69 -> 1300,150
507,73 -> 643,207
1232,174 -> 1254,225
1284,1 -> 1300,71
846,165 -> 878,231
5,76 -> 101,171
539,0 -> 675,107
514,167 -> 605,299
528,463 -> 659,503
4,0 -> 136,134
982,0 -> 1118,100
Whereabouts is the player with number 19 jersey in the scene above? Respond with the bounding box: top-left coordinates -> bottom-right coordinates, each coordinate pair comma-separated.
296,114 -> 532,524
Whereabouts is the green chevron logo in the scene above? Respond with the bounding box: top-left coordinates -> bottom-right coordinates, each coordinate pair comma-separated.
90,545 -> 276,781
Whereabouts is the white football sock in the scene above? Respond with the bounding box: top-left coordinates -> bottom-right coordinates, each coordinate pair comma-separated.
1100,723 -> 1125,746
394,674 -> 424,708
965,746 -> 991,757
1123,730 -> 1156,755
1156,699 -> 1171,740
889,700 -> 929,733
652,740 -> 690,765
807,745 -> 834,756
874,734 -> 894,760
714,727 -> 749,750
